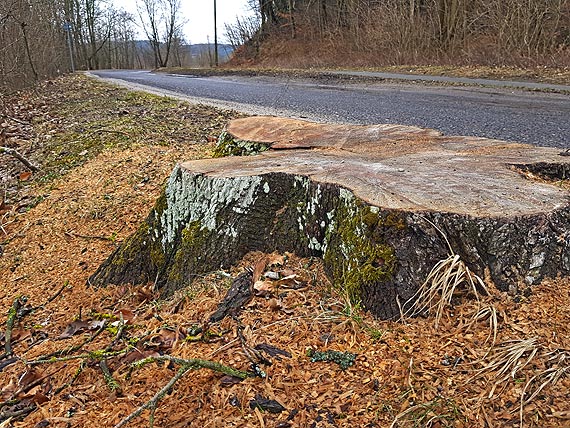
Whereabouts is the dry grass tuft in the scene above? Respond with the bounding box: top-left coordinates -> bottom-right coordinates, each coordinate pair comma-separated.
519,348 -> 570,426
389,396 -> 465,428
403,254 -> 488,329
475,337 -> 540,399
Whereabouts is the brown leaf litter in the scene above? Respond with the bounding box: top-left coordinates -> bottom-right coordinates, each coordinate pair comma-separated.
0,74 -> 569,428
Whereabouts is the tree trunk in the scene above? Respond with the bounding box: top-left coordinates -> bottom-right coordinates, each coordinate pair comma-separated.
89,117 -> 570,320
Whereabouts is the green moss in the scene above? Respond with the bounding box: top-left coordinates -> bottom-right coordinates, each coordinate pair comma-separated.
362,210 -> 380,228
181,221 -> 207,247
28,74 -> 240,187
153,190 -> 168,216
145,190 -> 169,268
102,371 -> 121,392
307,348 -> 357,370
90,311 -> 116,320
88,349 -> 107,360
109,223 -> 148,267
324,199 -> 396,304
149,243 -> 166,268
148,223 -> 165,267
384,212 -> 406,230
98,213 -> 166,287
128,337 -> 140,346
106,326 -> 119,336
166,220 -> 208,284
212,131 -> 270,157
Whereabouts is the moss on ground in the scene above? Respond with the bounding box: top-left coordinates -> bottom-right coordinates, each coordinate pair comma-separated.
24,74 -> 242,185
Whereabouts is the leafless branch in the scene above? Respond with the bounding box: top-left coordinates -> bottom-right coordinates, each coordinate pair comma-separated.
0,146 -> 38,172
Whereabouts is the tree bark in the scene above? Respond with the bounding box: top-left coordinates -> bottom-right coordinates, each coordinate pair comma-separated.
89,117 -> 570,319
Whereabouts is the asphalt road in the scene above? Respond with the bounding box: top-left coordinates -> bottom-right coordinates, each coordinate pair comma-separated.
91,70 -> 570,148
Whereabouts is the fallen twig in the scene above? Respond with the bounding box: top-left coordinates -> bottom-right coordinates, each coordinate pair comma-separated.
53,360 -> 86,395
33,281 -> 69,310
237,323 -> 271,367
86,128 -> 130,138
132,355 -> 249,378
64,231 -> 112,241
0,146 -> 38,172
0,114 -> 30,126
114,366 -> 190,428
24,349 -> 128,366
10,364 -> 66,399
0,404 -> 36,421
113,313 -> 126,342
0,357 -> 18,371
32,321 -> 107,361
114,355 -> 249,428
100,359 -> 122,395
4,298 -> 22,356
208,315 -> 306,358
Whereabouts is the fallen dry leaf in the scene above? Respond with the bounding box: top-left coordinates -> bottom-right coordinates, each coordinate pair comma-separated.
58,320 -> 105,339
254,280 -> 274,296
114,308 -> 135,324
266,254 -> 286,267
19,171 -> 32,181
253,256 -> 268,283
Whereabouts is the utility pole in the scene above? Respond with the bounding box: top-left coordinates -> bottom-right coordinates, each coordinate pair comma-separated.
63,21 -> 75,72
214,0 -> 218,67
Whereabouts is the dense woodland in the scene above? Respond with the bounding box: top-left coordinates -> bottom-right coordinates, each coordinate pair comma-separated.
1,0 -> 569,92
231,0 -> 570,67
0,0 -> 190,92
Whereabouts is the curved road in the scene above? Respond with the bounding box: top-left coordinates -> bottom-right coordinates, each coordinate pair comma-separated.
91,70 -> 570,148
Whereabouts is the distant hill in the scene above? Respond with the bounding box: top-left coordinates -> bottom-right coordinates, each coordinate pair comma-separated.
190,43 -> 234,61
134,40 -> 234,62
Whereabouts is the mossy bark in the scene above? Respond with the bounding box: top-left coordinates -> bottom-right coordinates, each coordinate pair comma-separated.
212,131 -> 271,158
89,163 -> 570,319
89,117 -> 570,319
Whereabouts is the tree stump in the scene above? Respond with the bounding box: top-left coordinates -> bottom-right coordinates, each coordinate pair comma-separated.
89,117 -> 570,319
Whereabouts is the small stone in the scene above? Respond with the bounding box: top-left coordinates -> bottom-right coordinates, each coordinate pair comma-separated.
265,271 -> 279,280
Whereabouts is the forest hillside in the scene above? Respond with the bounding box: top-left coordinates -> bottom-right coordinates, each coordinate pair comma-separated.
227,0 -> 570,70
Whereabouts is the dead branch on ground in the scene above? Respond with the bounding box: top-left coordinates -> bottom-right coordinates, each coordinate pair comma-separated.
4,298 -> 23,356
115,355 -> 250,428
0,146 -> 38,172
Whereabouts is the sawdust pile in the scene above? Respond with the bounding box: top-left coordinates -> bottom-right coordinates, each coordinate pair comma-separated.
0,75 -> 569,428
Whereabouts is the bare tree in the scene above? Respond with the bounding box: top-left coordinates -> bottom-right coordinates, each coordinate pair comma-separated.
137,0 -> 184,68
101,8 -> 138,69
0,0 -> 67,92
224,14 -> 261,49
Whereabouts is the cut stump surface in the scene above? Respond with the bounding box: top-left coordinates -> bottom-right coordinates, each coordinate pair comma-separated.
90,117 -> 570,319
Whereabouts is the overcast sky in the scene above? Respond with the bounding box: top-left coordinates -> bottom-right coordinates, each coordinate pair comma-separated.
112,0 -> 254,44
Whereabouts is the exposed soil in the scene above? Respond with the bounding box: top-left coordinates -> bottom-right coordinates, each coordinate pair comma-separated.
0,74 -> 569,428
